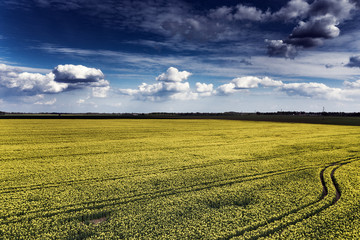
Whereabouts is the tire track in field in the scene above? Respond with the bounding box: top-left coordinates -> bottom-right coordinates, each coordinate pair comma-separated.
0,160 -> 246,193
0,166 -> 315,225
0,155 -> 310,194
222,157 -> 358,240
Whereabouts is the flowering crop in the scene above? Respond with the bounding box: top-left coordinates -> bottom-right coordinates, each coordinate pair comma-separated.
0,119 -> 359,239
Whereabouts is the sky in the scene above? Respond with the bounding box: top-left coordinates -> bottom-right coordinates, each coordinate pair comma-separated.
1,0 -> 360,113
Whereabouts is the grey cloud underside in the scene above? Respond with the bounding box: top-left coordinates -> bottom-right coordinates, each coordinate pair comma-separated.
266,0 -> 358,58
0,64 -> 110,97
346,55 -> 360,68
266,40 -> 298,59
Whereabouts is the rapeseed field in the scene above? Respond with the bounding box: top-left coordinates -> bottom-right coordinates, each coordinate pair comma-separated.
1,119 -> 360,239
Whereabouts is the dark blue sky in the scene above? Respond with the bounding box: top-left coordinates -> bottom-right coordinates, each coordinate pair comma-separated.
1,0 -> 360,112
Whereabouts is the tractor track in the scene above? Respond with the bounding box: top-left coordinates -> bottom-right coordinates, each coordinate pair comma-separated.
221,157 -> 358,240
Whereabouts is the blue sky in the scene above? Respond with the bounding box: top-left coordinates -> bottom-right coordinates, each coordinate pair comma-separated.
1,0 -> 360,113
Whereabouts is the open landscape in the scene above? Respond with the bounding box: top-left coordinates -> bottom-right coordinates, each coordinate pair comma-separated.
1,119 -> 360,239
2,0 -> 360,238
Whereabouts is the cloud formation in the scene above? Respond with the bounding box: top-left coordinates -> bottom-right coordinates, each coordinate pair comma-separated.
344,79 -> 360,88
0,64 -> 110,97
53,64 -> 105,83
118,67 -> 353,102
4,0 -> 359,57
279,82 -> 345,100
266,0 -> 358,58
271,0 -> 310,21
156,67 -> 191,82
266,40 -> 298,59
216,75 -> 348,100
0,64 -> 67,94
346,55 -> 360,68
195,82 -> 214,97
119,67 -> 200,101
216,76 -> 283,95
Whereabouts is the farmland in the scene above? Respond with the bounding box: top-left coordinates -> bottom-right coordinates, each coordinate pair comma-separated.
1,119 -> 360,239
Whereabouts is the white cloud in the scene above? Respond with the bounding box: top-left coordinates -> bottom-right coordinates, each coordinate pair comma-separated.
233,5 -> 270,21
119,67 -> 200,101
216,82 -> 238,95
232,76 -> 283,88
344,79 -> 360,88
34,98 -> 57,105
195,82 -> 214,96
156,67 -> 192,82
0,64 -> 67,94
280,82 -> 346,100
216,76 -> 283,95
214,75 -> 349,101
53,64 -> 105,83
0,63 -> 110,97
272,0 -> 310,21
92,85 -> 110,98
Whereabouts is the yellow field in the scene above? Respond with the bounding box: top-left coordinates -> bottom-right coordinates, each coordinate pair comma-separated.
1,119 -> 360,239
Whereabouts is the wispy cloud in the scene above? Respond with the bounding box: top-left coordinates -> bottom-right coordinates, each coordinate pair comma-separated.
8,0 -> 359,58
36,44 -> 360,81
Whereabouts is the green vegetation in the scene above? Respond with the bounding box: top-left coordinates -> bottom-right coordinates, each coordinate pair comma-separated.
0,119 -> 360,239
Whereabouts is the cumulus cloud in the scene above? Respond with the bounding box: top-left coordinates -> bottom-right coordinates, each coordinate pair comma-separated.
345,55 -> 360,68
156,67 -> 191,82
119,67 -> 199,101
233,5 -> 270,21
119,66 -> 352,102
208,6 -> 233,20
267,0 -> 358,58
216,82 -> 238,95
309,0 -> 355,20
195,82 -> 214,97
214,75 -> 348,100
290,15 -> 340,39
272,0 -> 310,21
0,64 -> 67,94
53,64 -> 110,97
279,82 -> 346,100
216,76 -> 283,95
53,64 -> 105,83
266,40 -> 298,59
92,86 -> 110,98
232,76 -> 283,88
0,63 -> 110,97
344,79 -> 360,88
